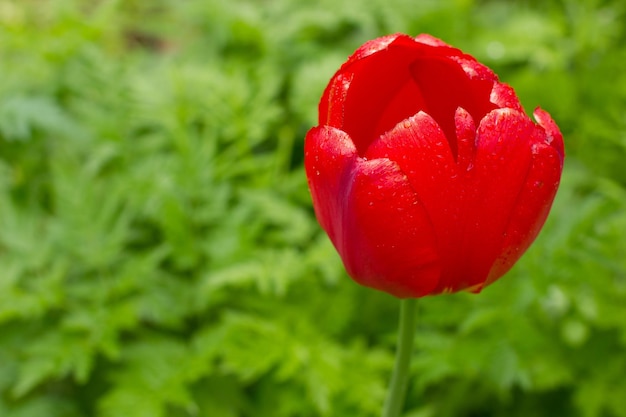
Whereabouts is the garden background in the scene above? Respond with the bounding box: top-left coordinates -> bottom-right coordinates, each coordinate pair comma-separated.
0,0 -> 625,416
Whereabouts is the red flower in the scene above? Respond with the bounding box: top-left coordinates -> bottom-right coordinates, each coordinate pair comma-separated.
304,34 -> 564,298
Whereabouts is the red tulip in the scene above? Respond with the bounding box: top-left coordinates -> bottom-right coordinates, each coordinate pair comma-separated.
305,34 -> 564,298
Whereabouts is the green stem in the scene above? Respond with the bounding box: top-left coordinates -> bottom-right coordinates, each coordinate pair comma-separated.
381,298 -> 418,417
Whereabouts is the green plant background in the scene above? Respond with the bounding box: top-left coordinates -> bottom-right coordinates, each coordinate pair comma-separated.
1,0 -> 625,416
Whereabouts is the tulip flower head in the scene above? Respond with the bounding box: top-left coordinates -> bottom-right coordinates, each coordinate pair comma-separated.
304,34 -> 564,298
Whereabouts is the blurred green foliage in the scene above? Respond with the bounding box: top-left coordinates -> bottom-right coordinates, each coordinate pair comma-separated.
0,0 -> 625,416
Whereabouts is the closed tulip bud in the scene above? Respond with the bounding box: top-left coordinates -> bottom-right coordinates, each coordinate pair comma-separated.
305,34 -> 564,298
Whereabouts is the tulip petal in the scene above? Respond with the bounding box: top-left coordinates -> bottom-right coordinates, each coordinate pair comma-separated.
440,109 -> 538,292
344,34 -> 404,66
448,55 -> 497,82
318,34 -> 407,127
319,72 -> 353,127
332,40 -> 432,152
408,57 -> 497,149
305,125 -> 442,298
364,111 -> 457,193
342,158 -> 442,298
323,34 -> 499,154
490,82 -> 524,112
455,107 -> 477,171
366,112 -> 466,292
304,125 -> 358,247
414,33 -> 450,47
485,111 -> 564,284
533,107 -> 565,159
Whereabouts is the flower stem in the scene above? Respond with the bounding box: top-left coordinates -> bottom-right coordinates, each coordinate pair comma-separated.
381,298 -> 417,417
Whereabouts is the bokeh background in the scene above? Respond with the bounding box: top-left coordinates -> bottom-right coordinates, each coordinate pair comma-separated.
0,0 -> 625,416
